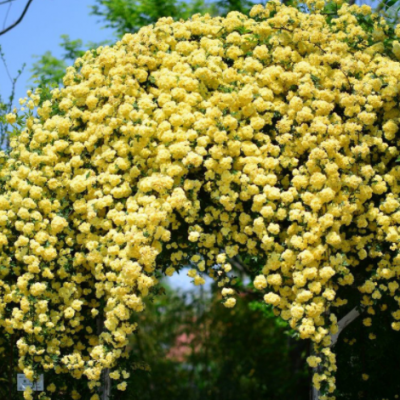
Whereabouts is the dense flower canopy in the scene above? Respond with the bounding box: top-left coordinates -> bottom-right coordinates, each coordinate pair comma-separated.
2,0 -> 400,398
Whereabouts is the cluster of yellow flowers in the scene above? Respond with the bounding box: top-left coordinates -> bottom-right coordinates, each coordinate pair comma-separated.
2,0 -> 400,397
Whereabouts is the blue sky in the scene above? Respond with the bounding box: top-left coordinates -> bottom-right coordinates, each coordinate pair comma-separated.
0,0 -> 115,106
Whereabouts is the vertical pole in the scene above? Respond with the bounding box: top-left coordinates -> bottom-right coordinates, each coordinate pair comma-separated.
310,307 -> 361,400
97,316 -> 111,400
311,380 -> 319,400
101,370 -> 111,400
9,334 -> 14,400
310,341 -> 319,400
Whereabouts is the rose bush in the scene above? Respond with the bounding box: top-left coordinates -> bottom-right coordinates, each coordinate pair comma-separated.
2,0 -> 400,398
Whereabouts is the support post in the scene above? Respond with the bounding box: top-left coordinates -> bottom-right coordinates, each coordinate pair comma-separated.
97,316 -> 111,400
311,383 -> 319,400
310,307 -> 362,400
330,307 -> 361,347
101,370 -> 111,400
310,341 -> 320,400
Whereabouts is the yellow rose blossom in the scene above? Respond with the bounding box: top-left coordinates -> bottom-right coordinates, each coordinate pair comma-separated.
6,113 -> 17,124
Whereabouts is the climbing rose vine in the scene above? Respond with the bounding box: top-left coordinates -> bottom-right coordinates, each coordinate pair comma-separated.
2,0 -> 400,398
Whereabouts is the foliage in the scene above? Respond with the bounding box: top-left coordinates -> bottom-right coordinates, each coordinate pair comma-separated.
30,35 -> 111,87
91,0 -> 217,37
90,0 -> 256,38
30,51 -> 68,87
123,284 -> 309,400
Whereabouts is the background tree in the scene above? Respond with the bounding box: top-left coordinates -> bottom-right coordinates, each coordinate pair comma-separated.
124,284 -> 310,400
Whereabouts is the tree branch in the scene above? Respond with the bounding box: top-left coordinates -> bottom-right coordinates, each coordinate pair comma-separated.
0,0 -> 16,5
0,0 -> 34,37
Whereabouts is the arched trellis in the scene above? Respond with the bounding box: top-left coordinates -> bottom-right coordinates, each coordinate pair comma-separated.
1,1 -> 400,399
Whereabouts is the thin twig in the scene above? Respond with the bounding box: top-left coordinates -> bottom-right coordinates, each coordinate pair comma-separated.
0,0 -> 34,36
2,0 -> 12,30
0,48 -> 25,149
0,0 -> 16,5
0,45 -> 13,83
